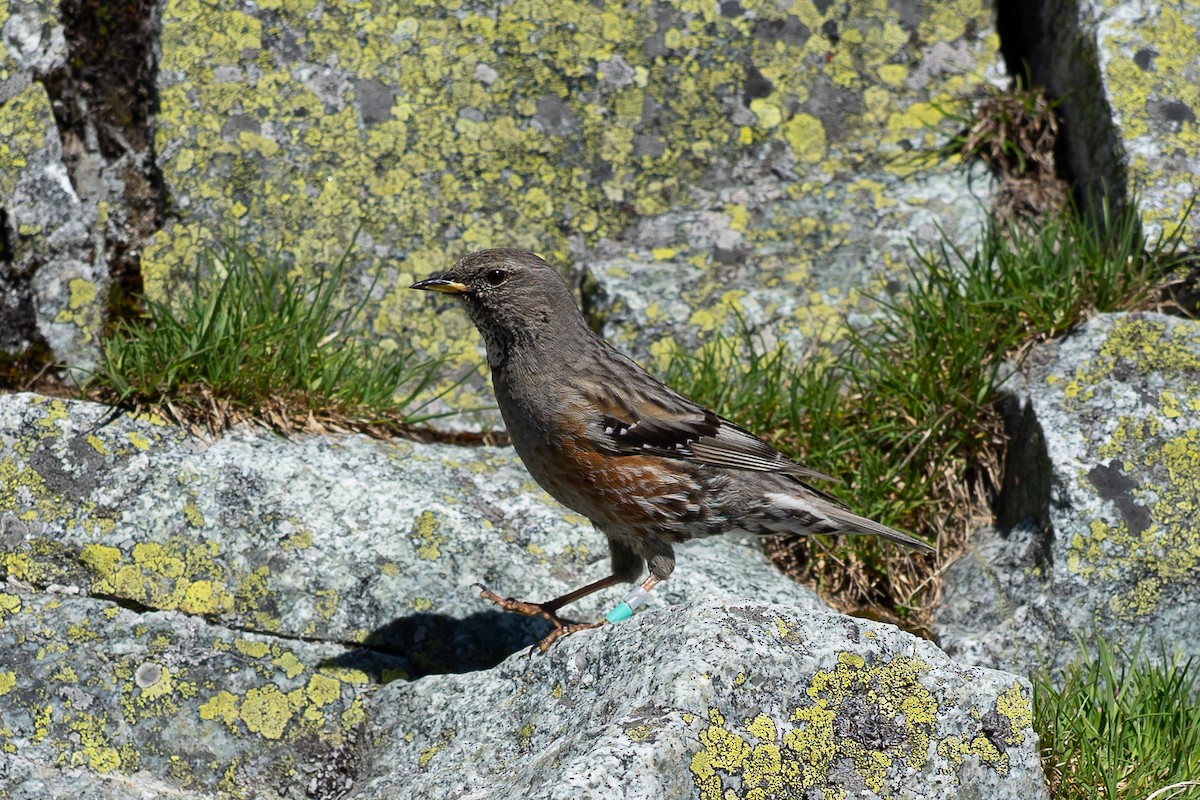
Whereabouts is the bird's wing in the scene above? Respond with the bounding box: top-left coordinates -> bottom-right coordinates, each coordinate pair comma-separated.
578,382 -> 836,484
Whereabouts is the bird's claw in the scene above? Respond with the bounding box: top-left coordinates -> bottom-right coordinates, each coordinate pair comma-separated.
477,586 -> 561,620
477,584 -> 604,652
533,619 -> 607,653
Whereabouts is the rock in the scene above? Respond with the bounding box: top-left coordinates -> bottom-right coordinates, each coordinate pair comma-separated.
5,393 -> 1029,797
934,312 -> 1200,677
1,0 -> 164,371
0,1 -> 100,365
147,0 -> 1002,422
0,391 -> 826,673
354,599 -> 1047,800
1025,0 -> 1200,248
0,581 -> 393,799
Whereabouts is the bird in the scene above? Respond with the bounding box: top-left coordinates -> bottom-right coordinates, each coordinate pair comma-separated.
411,248 -> 934,650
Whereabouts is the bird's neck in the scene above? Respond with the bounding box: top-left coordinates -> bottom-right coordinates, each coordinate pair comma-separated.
481,308 -> 592,376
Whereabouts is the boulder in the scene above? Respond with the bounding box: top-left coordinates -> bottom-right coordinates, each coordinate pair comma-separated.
934,312 -> 1200,677
1,2 -> 102,366
355,599 -> 1047,800
0,582 -> 391,799
147,0 -> 1002,421
0,393 -> 827,677
4,393 -> 984,796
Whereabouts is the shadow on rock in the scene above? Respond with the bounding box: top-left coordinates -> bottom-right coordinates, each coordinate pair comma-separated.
321,609 -> 560,682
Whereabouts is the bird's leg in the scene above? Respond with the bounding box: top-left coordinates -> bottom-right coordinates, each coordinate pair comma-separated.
534,573 -> 664,652
477,573 -> 664,652
602,573 -> 661,623
477,573 -> 624,627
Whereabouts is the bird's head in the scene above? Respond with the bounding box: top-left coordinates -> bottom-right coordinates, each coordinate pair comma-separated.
411,248 -> 585,365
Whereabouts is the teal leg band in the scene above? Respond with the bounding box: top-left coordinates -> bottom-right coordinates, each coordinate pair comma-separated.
604,584 -> 651,624
605,602 -> 634,624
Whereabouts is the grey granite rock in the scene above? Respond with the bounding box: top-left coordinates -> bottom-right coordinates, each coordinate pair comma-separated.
0,392 -> 827,675
354,599 -> 1047,800
2,0 -> 163,371
0,393 -> 1053,796
1,0 -> 105,365
146,0 -> 1002,424
0,581 -> 396,799
934,312 -> 1200,677
1,0 -> 65,83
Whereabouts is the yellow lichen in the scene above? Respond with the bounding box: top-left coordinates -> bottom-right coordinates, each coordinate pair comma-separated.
689,650 -> 949,796
239,684 -> 294,740
411,510 -> 445,560
199,690 -> 241,728
627,723 -> 655,742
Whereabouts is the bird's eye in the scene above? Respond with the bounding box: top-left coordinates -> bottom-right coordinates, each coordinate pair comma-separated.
484,269 -> 508,287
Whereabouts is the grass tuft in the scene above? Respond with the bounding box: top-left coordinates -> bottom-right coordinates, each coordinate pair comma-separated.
86,239 -> 462,437
664,198 -> 1194,625
1035,639 -> 1200,800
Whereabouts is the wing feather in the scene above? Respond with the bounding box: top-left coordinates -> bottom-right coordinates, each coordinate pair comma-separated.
584,384 -> 836,484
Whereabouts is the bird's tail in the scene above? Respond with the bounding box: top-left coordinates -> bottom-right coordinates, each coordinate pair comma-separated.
764,491 -> 935,553
832,508 -> 935,553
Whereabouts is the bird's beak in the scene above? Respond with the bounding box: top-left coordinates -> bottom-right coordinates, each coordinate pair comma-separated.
410,274 -> 468,294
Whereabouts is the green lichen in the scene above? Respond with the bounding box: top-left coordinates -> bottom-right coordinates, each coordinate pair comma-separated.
1057,316 -> 1200,618
199,689 -> 241,729
239,684 -> 294,740
314,588 -> 339,620
626,723 -> 655,742
1099,3 -> 1200,245
80,538 -> 237,616
0,84 -> 54,197
690,652 -> 947,798
63,712 -> 123,773
281,529 -> 313,551
234,639 -> 271,659
272,650 -> 305,679
411,510 -> 445,561
146,0 -> 999,409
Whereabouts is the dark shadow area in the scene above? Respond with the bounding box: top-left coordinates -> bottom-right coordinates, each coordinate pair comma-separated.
994,0 -> 1038,83
0,209 -> 38,357
994,393 -> 1054,567
320,609 -> 565,683
46,0 -> 167,331
0,179 -> 55,388
0,208 -> 11,267
994,0 -> 1128,227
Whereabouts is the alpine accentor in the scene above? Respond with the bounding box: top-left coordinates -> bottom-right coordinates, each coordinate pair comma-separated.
412,249 -> 933,650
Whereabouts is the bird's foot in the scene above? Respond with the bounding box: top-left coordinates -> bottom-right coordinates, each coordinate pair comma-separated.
475,584 -> 606,652
476,584 -> 576,625
533,619 -> 606,652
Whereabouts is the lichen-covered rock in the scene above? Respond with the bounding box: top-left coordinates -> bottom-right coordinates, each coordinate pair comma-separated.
0,393 -> 828,679
148,0 -> 1001,420
0,0 -> 64,80
0,81 -> 108,366
353,599 -> 1047,800
0,581 -> 395,799
934,312 -> 1200,677
7,393 -> 1020,797
1031,0 -> 1200,249
2,0 -> 164,371
1,0 -> 108,365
